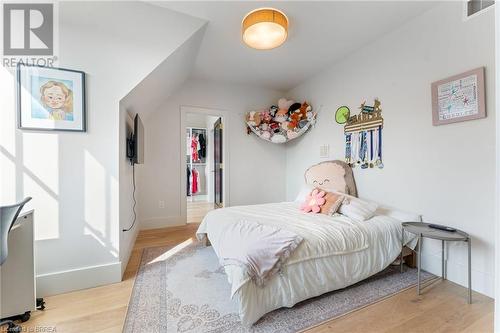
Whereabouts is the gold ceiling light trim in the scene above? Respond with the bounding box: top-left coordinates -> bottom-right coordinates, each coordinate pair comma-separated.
242,8 -> 288,50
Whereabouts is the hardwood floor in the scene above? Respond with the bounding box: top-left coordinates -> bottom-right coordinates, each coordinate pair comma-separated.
187,200 -> 214,224
20,222 -> 493,333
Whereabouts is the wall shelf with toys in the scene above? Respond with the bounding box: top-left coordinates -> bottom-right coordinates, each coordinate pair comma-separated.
245,98 -> 317,144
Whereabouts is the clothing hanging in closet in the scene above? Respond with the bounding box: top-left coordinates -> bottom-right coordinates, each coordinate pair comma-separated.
191,168 -> 199,194
186,167 -> 191,196
198,133 -> 206,158
191,136 -> 199,162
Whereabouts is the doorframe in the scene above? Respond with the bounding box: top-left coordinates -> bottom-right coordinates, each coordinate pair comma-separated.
179,106 -> 230,224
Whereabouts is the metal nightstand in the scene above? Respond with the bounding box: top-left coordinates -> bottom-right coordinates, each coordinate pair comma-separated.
401,222 -> 471,304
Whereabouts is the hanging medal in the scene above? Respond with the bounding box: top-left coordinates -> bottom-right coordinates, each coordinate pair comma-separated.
345,133 -> 352,165
360,131 -> 368,169
369,129 -> 374,168
376,125 -> 384,169
351,132 -> 358,167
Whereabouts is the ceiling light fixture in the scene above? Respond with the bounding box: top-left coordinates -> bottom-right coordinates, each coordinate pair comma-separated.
242,8 -> 288,50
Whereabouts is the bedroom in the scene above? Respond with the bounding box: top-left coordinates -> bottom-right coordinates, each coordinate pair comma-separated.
0,1 -> 497,332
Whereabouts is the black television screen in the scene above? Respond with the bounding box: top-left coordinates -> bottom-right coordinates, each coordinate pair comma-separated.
127,114 -> 144,165
133,114 -> 144,164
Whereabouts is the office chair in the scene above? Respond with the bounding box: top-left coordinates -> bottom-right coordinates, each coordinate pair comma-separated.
0,197 -> 32,333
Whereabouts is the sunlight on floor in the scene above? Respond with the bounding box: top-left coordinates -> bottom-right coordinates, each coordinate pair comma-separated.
146,238 -> 194,265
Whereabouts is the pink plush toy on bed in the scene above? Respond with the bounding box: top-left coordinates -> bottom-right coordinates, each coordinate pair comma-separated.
301,189 -> 326,213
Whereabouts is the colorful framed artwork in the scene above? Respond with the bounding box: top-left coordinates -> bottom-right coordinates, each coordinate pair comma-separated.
17,64 -> 86,131
431,67 -> 485,126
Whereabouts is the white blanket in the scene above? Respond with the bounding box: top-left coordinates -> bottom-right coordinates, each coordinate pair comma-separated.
217,220 -> 303,286
196,202 -> 416,326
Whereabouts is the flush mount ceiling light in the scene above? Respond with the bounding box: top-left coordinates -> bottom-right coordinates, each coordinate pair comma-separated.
242,8 -> 288,50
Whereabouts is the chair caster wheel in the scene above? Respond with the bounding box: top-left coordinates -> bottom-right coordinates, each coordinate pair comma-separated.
37,297 -> 46,310
7,322 -> 22,333
20,312 -> 30,322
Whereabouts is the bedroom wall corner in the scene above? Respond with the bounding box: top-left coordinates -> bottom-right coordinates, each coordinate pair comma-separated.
285,1 -> 495,297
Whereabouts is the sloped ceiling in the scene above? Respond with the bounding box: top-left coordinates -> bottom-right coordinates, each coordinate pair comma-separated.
120,24 -> 207,116
152,1 -> 440,91
60,1 -> 207,117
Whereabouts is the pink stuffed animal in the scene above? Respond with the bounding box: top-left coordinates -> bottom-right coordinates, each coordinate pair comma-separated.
300,189 -> 326,213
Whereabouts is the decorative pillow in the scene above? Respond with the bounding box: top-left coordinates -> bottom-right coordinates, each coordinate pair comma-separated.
338,196 -> 378,222
301,189 -> 326,213
320,191 -> 345,216
301,188 -> 344,215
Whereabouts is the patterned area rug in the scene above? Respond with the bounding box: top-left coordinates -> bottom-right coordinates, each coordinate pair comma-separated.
124,241 -> 433,333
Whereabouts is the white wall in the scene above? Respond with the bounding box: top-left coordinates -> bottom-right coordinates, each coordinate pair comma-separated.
286,2 -> 495,297
137,79 -> 286,229
495,1 -> 500,330
0,1 -> 205,295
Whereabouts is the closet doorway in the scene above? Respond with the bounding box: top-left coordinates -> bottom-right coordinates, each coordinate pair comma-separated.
182,108 -> 227,224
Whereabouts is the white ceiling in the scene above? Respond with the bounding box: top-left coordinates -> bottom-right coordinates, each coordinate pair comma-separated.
153,1 -> 439,91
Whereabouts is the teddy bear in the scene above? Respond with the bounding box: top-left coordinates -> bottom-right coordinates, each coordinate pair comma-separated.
299,101 -> 311,119
288,111 -> 303,129
260,110 -> 272,124
274,108 -> 289,123
246,111 -> 261,127
278,98 -> 295,110
281,121 -> 290,131
260,130 -> 272,140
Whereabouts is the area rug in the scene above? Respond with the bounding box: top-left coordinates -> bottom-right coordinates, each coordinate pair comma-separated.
124,241 -> 434,333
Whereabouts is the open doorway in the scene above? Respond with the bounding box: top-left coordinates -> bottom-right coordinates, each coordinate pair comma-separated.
184,111 -> 225,224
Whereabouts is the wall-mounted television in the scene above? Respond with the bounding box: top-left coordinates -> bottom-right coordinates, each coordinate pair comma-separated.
127,114 -> 144,165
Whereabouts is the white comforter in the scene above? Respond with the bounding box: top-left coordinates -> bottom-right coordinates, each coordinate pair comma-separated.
196,202 -> 416,326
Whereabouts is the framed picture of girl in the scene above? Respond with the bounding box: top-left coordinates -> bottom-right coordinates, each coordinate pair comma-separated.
17,64 -> 86,131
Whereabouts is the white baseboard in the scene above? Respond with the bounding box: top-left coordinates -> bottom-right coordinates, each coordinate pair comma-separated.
421,252 -> 494,298
36,261 -> 122,297
140,216 -> 186,230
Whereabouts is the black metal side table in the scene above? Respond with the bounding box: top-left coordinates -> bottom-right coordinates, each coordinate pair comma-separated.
401,222 -> 471,304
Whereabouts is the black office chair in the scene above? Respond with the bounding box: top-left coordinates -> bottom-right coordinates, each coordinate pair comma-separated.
0,197 -> 32,333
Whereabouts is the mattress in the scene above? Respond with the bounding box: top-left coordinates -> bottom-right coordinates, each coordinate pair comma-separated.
196,202 -> 416,326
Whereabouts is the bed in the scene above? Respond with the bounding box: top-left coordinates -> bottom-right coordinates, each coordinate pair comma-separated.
196,160 -> 419,326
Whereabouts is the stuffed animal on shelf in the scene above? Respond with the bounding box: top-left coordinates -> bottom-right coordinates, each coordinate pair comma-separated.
269,122 -> 280,133
287,129 -> 299,139
271,133 -> 287,143
299,101 -> 311,119
278,98 -> 295,111
260,110 -> 272,123
269,105 -> 279,118
246,111 -> 261,127
274,108 -> 289,123
289,111 -> 303,129
260,130 -> 272,140
288,102 -> 301,115
245,98 -> 315,143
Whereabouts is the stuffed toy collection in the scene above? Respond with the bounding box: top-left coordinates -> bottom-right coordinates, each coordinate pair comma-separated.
246,98 -> 317,143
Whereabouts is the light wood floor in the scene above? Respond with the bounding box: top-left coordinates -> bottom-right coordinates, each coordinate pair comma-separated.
187,200 -> 214,224
20,222 -> 493,333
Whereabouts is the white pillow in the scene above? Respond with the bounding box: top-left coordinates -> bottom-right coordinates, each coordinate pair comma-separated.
338,196 -> 378,222
294,184 -> 315,203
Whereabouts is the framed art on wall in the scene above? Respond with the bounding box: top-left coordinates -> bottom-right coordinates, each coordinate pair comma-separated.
431,67 -> 485,126
17,64 -> 86,131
